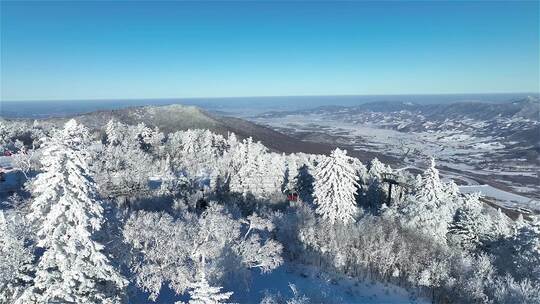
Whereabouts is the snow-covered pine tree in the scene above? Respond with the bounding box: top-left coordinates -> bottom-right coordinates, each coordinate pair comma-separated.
295,160 -> 316,204
363,158 -> 392,211
158,153 -> 183,196
491,208 -> 512,238
313,148 -> 359,224
229,137 -> 277,198
353,158 -> 368,185
367,158 -> 391,183
105,119 -> 125,146
188,272 -> 233,304
283,156 -> 299,193
448,193 -> 492,250
0,211 -> 34,303
399,158 -> 460,243
508,216 -> 540,281
264,153 -> 287,196
22,119 -> 127,303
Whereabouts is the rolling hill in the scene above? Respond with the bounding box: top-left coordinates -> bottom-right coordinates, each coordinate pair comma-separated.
39,104 -> 338,156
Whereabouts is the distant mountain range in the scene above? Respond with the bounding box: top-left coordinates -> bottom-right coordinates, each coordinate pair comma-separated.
258,96 -> 540,121
257,96 -> 540,148
2,93 -> 538,118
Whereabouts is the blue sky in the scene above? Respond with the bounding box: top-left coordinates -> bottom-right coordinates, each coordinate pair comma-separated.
1,1 -> 538,101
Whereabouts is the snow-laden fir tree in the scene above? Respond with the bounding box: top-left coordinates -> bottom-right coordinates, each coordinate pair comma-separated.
229,137 -> 285,198
283,157 -> 298,191
313,148 -> 359,224
265,153 -> 287,196
367,158 -> 391,183
105,119 -> 124,146
399,158 -> 460,243
363,158 -> 392,211
22,119 -> 127,303
0,211 -> 34,303
508,216 -> 540,281
491,208 -> 512,237
448,193 -> 493,250
353,157 -> 368,186
188,271 -> 233,304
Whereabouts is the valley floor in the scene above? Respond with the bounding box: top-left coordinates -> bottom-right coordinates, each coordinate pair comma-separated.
250,115 -> 540,214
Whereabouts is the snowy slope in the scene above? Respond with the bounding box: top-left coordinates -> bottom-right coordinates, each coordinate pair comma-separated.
236,263 -> 426,304
139,263 -> 426,304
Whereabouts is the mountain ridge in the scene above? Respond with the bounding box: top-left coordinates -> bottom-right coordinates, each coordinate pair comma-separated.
27,104 -> 337,156
257,97 -> 540,121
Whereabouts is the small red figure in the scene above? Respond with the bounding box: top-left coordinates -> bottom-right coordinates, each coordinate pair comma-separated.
287,191 -> 299,202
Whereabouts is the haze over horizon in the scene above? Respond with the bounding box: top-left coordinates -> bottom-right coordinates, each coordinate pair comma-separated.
1,1 -> 539,101
2,92 -> 539,103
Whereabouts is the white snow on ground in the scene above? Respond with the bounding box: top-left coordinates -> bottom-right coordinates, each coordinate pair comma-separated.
240,263 -> 427,304
459,185 -> 540,212
142,263 -> 426,304
0,156 -> 13,168
0,156 -> 23,196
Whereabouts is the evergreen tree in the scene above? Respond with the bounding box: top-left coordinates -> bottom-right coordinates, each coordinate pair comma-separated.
22,120 -> 127,303
229,138 -> 284,198
313,148 -> 359,224
399,158 -> 460,243
491,208 -> 512,238
448,193 -> 492,250
188,272 -> 233,304
295,164 -> 315,204
366,158 -> 391,183
105,119 -> 124,145
509,216 -> 540,281
363,158 -> 392,212
0,211 -> 34,303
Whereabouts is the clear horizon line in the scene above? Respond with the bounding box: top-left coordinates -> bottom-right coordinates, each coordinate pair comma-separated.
2,91 -> 538,103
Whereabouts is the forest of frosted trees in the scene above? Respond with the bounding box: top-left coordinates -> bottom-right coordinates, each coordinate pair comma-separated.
1,119 -> 539,303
